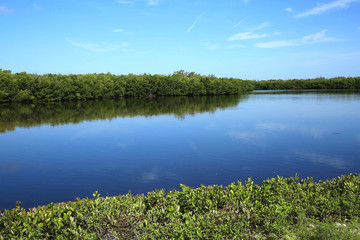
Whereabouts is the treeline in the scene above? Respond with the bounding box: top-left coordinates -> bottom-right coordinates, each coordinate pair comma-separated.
2,68 -> 359,102
0,69 -> 254,102
0,95 -> 247,133
254,77 -> 360,90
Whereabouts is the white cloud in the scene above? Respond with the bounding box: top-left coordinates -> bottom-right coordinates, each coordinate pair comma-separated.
285,7 -> 293,12
117,0 -> 131,3
112,29 -> 124,33
255,29 -> 341,48
302,29 -> 328,41
249,22 -> 270,31
111,28 -> 133,34
147,0 -> 160,6
255,40 -> 298,48
186,14 -> 202,33
66,38 -> 131,53
228,32 -> 267,41
0,5 -> 12,14
295,0 -> 360,18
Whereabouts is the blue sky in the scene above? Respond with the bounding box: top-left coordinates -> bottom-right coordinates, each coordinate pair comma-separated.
0,0 -> 359,79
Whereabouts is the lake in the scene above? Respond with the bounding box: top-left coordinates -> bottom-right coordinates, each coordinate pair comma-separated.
1,90 -> 360,210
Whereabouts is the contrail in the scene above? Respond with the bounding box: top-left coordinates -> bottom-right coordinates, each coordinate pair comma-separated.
232,18 -> 246,29
186,14 -> 202,33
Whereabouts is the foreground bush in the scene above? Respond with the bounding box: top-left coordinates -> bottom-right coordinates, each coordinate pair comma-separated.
0,69 -> 254,102
1,174 -> 360,239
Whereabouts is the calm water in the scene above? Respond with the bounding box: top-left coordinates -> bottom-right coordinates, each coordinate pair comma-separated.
1,91 -> 360,210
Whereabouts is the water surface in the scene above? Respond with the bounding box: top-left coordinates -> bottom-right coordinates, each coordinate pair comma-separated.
1,91 -> 359,210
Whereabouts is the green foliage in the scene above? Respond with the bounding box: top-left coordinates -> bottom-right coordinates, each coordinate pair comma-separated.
3,68 -> 358,103
254,76 -> 360,90
1,174 -> 360,239
0,69 -> 254,102
292,221 -> 360,240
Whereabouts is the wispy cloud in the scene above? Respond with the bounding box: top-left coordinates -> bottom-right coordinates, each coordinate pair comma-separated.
204,42 -> 220,50
249,22 -> 270,31
205,42 -> 246,50
232,18 -> 246,29
295,0 -> 360,18
186,14 -> 202,33
228,32 -> 267,41
66,38 -> 131,53
0,5 -> 12,14
112,29 -> 125,33
225,44 -> 247,49
303,29 -> 329,41
242,0 -> 250,3
117,0 -> 131,3
255,40 -> 298,48
33,3 -> 42,11
147,0 -> 160,6
229,22 -> 270,41
285,7 -> 293,12
255,29 -> 341,48
110,28 -> 133,34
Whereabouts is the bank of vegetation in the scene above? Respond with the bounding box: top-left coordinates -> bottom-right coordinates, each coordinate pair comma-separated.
254,77 -> 360,90
1,174 -> 360,239
0,69 -> 254,102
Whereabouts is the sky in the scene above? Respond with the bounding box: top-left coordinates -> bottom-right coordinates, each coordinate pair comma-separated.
0,0 -> 360,80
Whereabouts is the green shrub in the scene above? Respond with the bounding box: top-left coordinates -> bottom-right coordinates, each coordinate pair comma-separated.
254,77 -> 360,90
0,69 -> 253,102
1,174 -> 360,239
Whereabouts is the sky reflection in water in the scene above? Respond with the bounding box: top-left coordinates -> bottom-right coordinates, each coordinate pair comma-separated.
1,92 -> 360,209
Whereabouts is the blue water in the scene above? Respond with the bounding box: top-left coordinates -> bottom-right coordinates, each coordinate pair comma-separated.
1,91 -> 360,210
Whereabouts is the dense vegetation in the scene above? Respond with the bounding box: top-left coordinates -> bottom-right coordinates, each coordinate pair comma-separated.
2,68 -> 360,102
1,174 -> 360,239
254,77 -> 360,90
0,95 -> 247,133
0,69 -> 254,102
